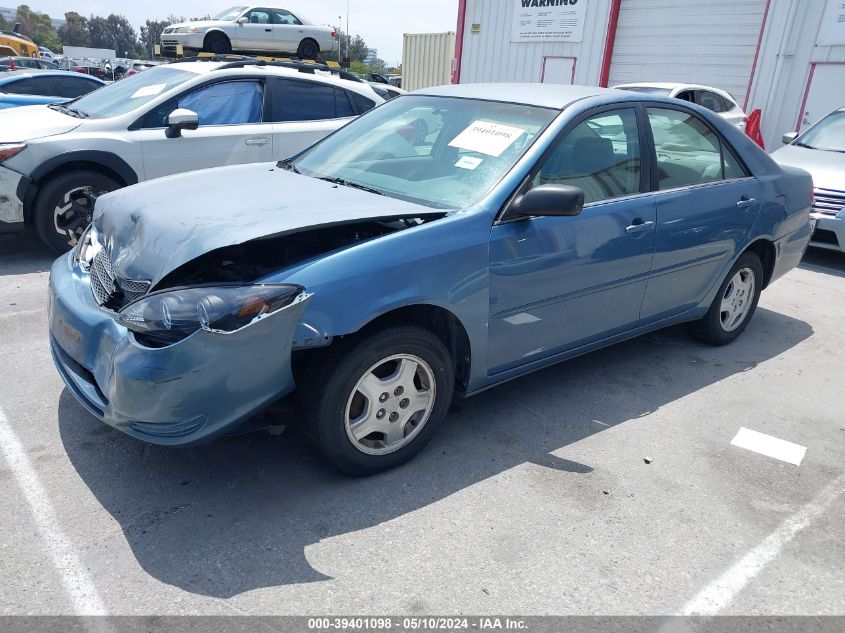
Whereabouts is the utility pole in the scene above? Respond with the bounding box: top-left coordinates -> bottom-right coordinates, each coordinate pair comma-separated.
346,0 -> 350,61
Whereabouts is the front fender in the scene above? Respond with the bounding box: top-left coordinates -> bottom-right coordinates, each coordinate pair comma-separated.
279,211 -> 493,391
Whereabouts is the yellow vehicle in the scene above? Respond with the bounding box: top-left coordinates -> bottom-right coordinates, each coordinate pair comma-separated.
0,30 -> 40,58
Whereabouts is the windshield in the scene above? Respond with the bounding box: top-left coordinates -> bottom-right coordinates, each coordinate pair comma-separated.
68,67 -> 195,118
292,96 -> 557,209
797,110 -> 845,152
616,86 -> 673,96
213,6 -> 247,20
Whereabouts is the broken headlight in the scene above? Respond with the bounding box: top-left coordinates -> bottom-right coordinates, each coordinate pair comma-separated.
74,223 -> 102,269
118,284 -> 303,347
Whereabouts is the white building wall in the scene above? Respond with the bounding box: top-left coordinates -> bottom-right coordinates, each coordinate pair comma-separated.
747,0 -> 845,150
459,0 -> 613,85
607,0 -> 768,107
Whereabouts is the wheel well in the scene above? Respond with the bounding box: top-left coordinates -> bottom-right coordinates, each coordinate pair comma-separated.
353,305 -> 472,392
744,239 -> 776,288
204,30 -> 230,45
298,38 -> 319,53
25,162 -> 128,225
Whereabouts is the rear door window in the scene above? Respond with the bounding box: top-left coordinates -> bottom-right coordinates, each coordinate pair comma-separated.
270,79 -> 358,121
0,76 -> 59,96
695,90 -> 727,113
647,107 -> 749,189
53,75 -> 101,98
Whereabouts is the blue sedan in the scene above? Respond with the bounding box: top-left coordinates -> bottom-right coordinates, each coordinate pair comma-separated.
0,69 -> 105,109
49,84 -> 813,474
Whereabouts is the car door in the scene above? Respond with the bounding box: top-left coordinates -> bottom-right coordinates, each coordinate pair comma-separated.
136,79 -> 274,180
233,8 -> 275,50
266,78 -> 359,159
639,105 -> 762,322
270,9 -> 304,53
487,106 -> 657,374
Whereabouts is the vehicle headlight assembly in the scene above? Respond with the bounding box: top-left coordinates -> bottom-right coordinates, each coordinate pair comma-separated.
74,223 -> 102,269
0,143 -> 26,163
118,284 -> 304,347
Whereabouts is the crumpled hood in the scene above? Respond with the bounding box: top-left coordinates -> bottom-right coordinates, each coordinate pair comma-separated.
94,162 -> 444,285
771,144 -> 845,191
0,104 -> 83,142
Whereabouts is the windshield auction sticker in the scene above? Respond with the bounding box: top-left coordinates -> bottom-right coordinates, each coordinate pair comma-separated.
449,120 -> 526,157
130,83 -> 167,99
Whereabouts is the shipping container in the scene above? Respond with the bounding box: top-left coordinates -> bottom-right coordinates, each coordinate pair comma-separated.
402,31 -> 456,91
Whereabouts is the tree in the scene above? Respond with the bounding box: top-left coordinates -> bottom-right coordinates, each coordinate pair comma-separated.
139,19 -> 171,58
57,12 -> 89,47
14,4 -> 61,50
87,14 -> 142,57
335,29 -> 369,63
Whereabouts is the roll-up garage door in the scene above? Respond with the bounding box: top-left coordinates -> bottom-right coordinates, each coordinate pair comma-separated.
607,0 -> 768,107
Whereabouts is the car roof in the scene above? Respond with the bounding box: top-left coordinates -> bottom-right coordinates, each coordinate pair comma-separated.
164,60 -> 378,95
416,83 -> 630,110
0,69 -> 105,82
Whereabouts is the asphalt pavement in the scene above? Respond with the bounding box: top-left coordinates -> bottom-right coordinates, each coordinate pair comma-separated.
0,232 -> 843,617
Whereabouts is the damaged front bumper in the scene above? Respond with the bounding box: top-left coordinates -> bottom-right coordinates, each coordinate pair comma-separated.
48,252 -> 311,445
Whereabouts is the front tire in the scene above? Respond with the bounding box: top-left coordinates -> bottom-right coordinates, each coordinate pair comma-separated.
34,170 -> 120,253
298,326 -> 455,475
689,251 -> 763,345
203,32 -> 231,55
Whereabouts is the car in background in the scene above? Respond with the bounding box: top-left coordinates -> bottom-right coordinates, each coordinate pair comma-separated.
125,60 -> 160,76
161,5 -> 337,59
0,69 -> 104,109
60,58 -> 110,80
0,59 -> 382,251
38,45 -> 61,62
0,56 -> 61,71
615,82 -> 747,130
772,107 -> 845,254
48,84 -> 812,474
368,82 -> 405,101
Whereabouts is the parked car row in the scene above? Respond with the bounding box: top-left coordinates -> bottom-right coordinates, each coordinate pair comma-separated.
0,58 -> 384,250
36,78 -> 815,474
0,69 -> 104,109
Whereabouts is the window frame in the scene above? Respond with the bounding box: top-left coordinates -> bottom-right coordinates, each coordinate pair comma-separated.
497,103 -> 654,223
641,102 -> 753,194
134,77 -> 268,130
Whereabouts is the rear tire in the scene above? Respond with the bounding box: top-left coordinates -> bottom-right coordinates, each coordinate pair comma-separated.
34,170 -> 120,253
203,32 -> 231,55
297,326 -> 455,476
689,251 -> 763,346
296,38 -> 319,60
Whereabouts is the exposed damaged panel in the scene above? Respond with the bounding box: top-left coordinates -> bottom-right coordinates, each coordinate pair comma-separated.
154,216 -> 444,290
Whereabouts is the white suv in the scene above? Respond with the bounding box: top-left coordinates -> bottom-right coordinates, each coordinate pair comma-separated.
0,59 -> 383,251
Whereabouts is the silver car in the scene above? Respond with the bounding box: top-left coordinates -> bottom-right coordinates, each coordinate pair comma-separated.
161,5 -> 337,59
772,107 -> 845,254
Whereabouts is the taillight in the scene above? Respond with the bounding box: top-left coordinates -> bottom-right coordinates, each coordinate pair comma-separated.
8,59 -> 14,70
331,31 -> 337,39
810,186 -> 814,208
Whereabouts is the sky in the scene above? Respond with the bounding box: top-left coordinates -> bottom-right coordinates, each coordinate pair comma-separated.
23,0 -> 458,65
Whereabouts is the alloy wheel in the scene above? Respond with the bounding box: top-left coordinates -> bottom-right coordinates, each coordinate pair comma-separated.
719,267 -> 756,332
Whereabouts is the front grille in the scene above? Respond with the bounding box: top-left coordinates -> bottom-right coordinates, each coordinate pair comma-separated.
813,187 -> 845,217
89,247 -> 150,310
161,39 -> 179,47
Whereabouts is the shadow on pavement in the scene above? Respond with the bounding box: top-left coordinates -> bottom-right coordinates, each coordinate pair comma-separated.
59,307 -> 812,598
0,233 -> 55,276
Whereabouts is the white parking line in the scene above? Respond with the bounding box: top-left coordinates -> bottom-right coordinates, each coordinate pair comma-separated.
678,473 -> 844,615
731,427 -> 807,466
0,404 -> 107,616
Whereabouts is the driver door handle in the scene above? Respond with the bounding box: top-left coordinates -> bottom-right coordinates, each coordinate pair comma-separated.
625,220 -> 654,234
245,137 -> 269,146
737,197 -> 757,208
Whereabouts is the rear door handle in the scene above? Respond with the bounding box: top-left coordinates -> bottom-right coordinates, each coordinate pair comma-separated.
265,28 -> 272,32
245,137 -> 270,146
736,197 -> 757,208
625,220 -> 654,234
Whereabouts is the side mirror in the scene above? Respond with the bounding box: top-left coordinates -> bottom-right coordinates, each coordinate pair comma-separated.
236,16 -> 249,24
165,108 -> 199,138
504,184 -> 585,220
782,131 -> 798,145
